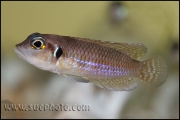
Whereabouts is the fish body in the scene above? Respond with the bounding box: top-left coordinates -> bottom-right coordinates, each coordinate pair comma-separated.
14,33 -> 167,91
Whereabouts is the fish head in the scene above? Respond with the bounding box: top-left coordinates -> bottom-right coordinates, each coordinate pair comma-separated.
14,32 -> 63,72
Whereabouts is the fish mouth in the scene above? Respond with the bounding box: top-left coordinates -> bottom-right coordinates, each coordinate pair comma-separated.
14,44 -> 56,72
14,45 -> 29,62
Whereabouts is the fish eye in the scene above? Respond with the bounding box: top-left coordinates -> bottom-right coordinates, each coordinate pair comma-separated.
31,37 -> 46,50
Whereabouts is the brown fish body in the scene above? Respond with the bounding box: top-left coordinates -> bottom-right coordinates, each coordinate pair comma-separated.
14,33 -> 167,91
56,36 -> 141,78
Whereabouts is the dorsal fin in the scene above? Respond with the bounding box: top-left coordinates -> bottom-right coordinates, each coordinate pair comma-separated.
72,37 -> 147,60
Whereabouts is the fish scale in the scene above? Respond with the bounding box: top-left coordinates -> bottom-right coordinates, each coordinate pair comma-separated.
62,38 -> 141,78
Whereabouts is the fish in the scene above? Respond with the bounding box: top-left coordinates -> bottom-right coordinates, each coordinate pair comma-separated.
14,32 -> 167,91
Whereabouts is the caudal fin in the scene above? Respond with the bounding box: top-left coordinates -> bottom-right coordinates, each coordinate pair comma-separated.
138,56 -> 167,87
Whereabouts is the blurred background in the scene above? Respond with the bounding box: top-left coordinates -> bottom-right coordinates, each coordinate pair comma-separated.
1,1 -> 179,119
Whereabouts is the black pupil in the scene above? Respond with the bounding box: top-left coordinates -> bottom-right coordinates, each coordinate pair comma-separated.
34,40 -> 42,48
56,48 -> 63,58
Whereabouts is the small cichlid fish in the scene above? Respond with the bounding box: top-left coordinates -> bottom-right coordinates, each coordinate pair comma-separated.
14,33 -> 167,91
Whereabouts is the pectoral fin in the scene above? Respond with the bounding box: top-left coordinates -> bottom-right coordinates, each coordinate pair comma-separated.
62,74 -> 90,83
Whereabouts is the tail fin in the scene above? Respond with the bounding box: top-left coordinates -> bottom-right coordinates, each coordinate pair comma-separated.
138,56 -> 167,87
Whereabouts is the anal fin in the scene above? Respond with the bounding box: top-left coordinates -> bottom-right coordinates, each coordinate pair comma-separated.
90,77 -> 138,91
